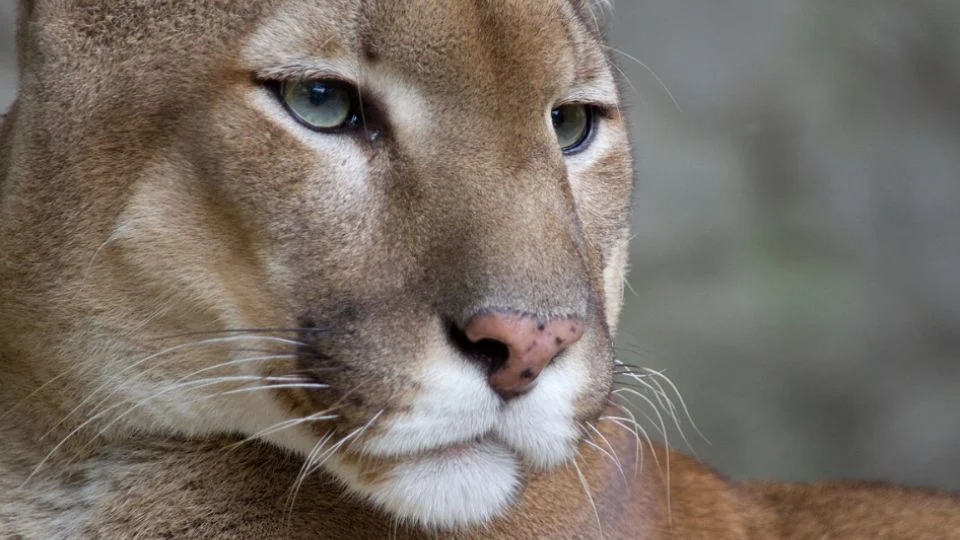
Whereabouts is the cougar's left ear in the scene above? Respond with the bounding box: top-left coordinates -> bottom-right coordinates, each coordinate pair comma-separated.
16,1 -> 34,67
565,0 -> 614,32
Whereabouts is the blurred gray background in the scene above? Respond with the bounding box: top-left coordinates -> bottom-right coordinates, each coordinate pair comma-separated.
1,2 -> 958,490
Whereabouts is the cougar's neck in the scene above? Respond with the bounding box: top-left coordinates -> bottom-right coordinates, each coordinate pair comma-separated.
0,399 -> 675,539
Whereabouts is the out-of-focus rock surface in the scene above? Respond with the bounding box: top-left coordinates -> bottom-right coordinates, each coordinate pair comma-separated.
1,2 -> 957,489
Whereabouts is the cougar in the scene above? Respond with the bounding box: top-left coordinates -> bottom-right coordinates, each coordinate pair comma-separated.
1,1 -> 957,538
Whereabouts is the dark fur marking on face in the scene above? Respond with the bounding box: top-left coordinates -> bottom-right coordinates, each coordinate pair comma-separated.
295,317 -> 341,382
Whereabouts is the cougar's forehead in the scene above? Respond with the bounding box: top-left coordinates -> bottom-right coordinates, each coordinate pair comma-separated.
244,0 -> 615,111
360,2 -> 579,99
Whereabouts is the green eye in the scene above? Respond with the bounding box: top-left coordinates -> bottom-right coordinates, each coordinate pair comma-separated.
551,104 -> 593,153
280,80 -> 359,131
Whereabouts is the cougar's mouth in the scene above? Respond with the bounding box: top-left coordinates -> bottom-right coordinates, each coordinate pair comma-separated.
284,340 -> 594,529
272,302 -> 607,529
423,439 -> 479,458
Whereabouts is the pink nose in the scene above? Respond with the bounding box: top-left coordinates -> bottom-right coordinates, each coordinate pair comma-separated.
464,312 -> 585,399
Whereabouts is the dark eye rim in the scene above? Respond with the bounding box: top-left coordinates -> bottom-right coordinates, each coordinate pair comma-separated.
554,103 -> 599,156
266,78 -> 364,134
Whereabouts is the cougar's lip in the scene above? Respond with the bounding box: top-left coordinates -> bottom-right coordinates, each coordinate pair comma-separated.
362,428 -> 535,464
422,439 -> 483,459
411,431 -> 563,465
378,431 -> 495,460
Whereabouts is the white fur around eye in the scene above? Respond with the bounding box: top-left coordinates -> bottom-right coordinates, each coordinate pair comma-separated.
564,117 -> 616,176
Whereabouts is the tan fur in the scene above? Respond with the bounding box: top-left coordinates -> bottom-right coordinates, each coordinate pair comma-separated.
1,1 -> 957,538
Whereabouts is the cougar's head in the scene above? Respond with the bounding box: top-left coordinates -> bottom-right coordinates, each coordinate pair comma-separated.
0,0 -> 632,528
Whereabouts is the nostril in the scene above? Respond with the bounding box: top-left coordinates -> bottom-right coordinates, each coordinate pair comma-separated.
446,320 -> 509,374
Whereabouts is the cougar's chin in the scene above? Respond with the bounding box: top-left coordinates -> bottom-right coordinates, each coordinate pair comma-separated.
329,439 -> 521,529
284,339 -> 599,528
314,369 -> 589,528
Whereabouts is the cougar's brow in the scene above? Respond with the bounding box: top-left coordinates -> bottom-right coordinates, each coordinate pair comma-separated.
254,62 -> 358,85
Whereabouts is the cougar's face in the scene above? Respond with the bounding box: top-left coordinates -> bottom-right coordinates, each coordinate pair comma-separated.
5,0 -> 632,529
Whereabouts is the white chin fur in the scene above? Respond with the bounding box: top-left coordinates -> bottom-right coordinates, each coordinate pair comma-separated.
331,440 -> 520,529
317,345 -> 588,527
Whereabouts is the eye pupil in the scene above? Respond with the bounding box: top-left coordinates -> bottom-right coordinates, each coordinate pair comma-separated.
552,108 -> 565,129
308,83 -> 334,106
278,79 -> 357,132
551,104 -> 593,154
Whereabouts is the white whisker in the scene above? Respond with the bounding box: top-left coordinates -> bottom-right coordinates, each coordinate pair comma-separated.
45,338 -> 299,438
228,411 -> 340,451
622,274 -> 638,297
628,375 -> 697,456
88,375 -> 318,440
286,431 -> 334,524
604,45 -> 682,111
43,354 -> 298,443
186,382 -> 329,401
232,383 -> 364,455
611,387 -> 667,430
610,389 -> 672,513
585,422 -> 626,482
601,408 -> 671,522
614,361 -> 681,422
571,454 -> 604,540
287,409 -> 384,521
305,409 -> 384,477
24,374 -> 309,486
582,437 -> 626,483
642,367 -> 709,444
612,388 -> 669,444
601,406 -> 653,476
74,221 -> 136,300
